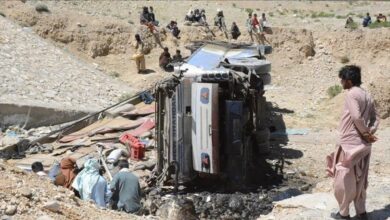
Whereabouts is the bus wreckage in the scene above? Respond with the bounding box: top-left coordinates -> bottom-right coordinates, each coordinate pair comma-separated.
154,41 -> 272,187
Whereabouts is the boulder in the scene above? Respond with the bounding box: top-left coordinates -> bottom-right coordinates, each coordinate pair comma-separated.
42,201 -> 60,213
4,205 -> 17,216
156,198 -> 197,220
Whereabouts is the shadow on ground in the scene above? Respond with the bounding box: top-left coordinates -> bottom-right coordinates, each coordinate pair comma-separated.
355,204 -> 390,220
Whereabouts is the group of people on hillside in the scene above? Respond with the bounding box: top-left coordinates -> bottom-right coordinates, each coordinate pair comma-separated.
346,12 -> 388,28
133,8 -> 274,73
185,8 -> 207,24
132,34 -> 183,73
159,47 -> 183,71
31,157 -> 141,213
140,6 -> 158,26
246,13 -> 271,44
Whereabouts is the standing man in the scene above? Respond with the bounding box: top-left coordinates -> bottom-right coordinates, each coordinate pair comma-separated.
110,160 -> 141,213
246,13 -> 254,42
252,13 -> 262,44
327,65 -> 379,220
132,34 -> 146,74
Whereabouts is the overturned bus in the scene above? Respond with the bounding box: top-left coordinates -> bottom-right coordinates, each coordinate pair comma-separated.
155,42 -> 272,186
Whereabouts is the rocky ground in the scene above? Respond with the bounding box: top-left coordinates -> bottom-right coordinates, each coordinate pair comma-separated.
0,160 -> 144,220
0,0 -> 389,219
0,17 -> 134,112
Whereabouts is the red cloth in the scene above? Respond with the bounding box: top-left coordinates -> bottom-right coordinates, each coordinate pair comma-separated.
252,18 -> 259,28
56,157 -> 76,189
123,118 -> 155,137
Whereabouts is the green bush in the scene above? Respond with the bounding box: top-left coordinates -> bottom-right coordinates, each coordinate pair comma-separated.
368,21 -> 390,29
347,21 -> 359,30
327,85 -> 342,98
268,12 -> 274,17
232,3 -> 237,7
336,15 -> 348,19
0,11 -> 5,17
35,3 -> 50,13
311,12 -> 335,18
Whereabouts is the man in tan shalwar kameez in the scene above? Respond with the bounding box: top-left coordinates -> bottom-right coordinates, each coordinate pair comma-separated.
327,65 -> 379,220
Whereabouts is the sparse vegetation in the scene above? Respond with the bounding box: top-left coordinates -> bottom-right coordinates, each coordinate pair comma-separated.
245,8 -> 253,15
357,14 -> 364,18
232,3 -> 237,8
118,92 -> 134,102
311,11 -> 335,18
277,9 -> 288,16
128,20 -> 134,24
346,21 -> 359,30
110,71 -> 120,78
35,3 -> 50,13
0,11 -> 5,17
314,19 -> 321,22
327,85 -> 342,98
268,12 -> 274,17
368,22 -> 390,29
336,15 -> 348,19
325,4 -> 329,7
340,56 -> 350,64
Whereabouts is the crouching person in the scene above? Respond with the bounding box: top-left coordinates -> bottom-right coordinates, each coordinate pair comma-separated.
72,158 -> 111,208
159,47 -> 173,72
31,161 -> 47,177
110,160 -> 141,213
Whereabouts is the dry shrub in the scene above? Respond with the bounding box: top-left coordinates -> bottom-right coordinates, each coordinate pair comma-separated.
327,85 -> 342,98
35,3 -> 50,13
340,56 -> 350,64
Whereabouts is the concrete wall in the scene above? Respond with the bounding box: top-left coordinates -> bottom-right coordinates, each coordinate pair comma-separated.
0,103 -> 89,129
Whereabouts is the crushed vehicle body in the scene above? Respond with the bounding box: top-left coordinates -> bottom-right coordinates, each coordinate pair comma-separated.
155,41 -> 272,186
